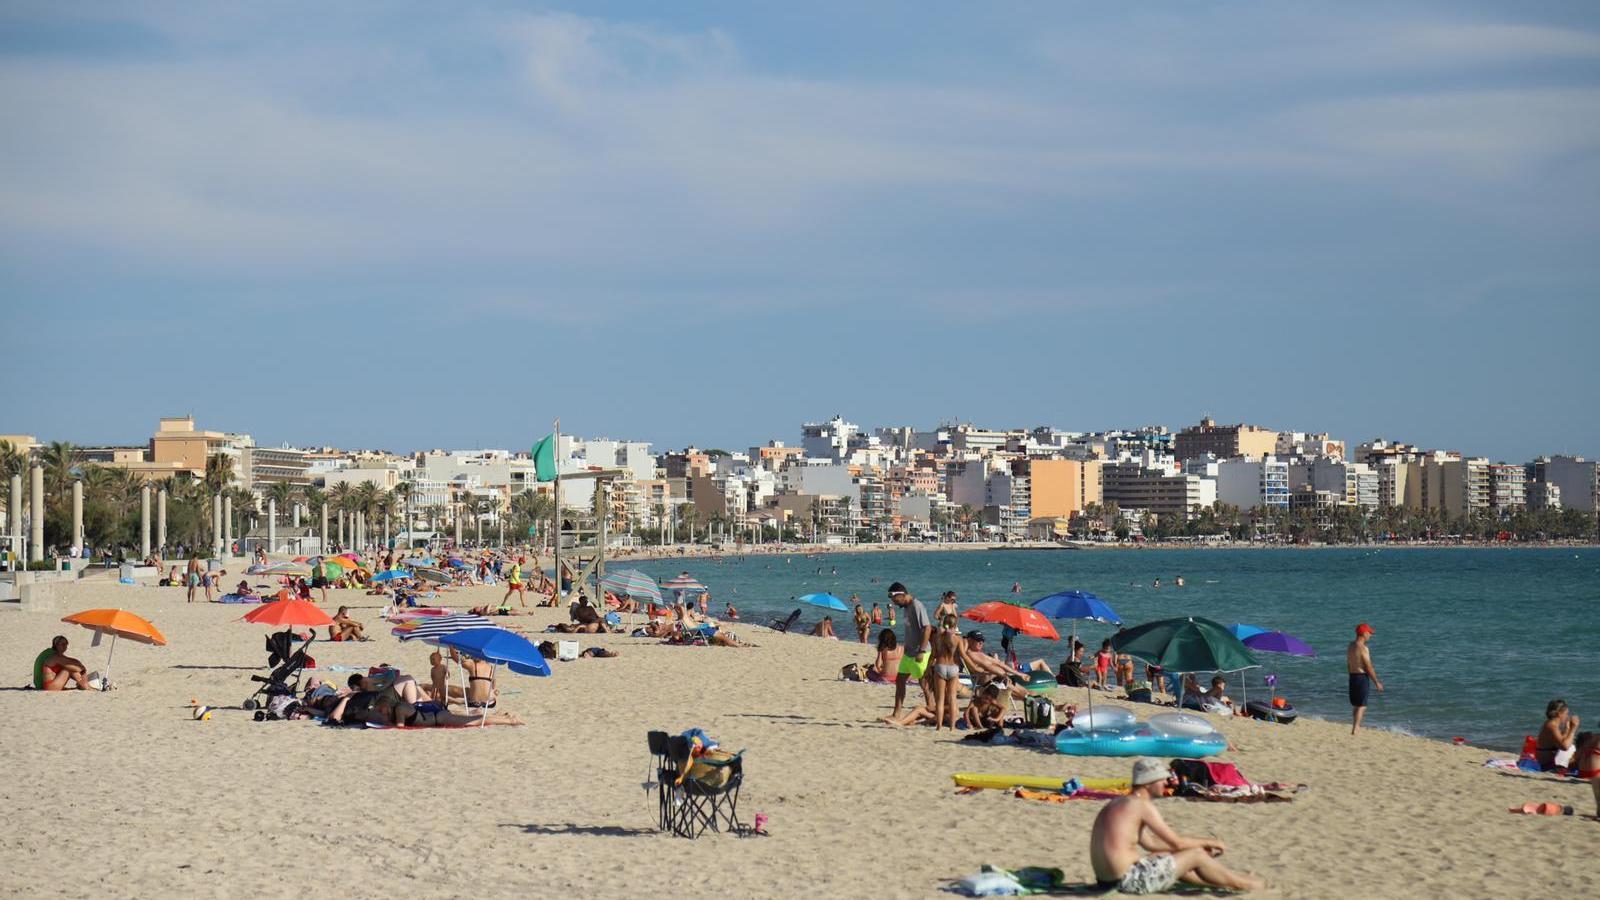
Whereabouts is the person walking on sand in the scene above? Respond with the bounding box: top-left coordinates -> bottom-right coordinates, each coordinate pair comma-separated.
185,555 -> 203,603
1347,623 -> 1384,734
1090,758 -> 1265,894
888,582 -> 932,720
503,557 -> 527,607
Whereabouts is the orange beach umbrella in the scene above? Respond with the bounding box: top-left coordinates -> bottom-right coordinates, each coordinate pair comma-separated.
242,598 -> 335,628
61,608 -> 167,690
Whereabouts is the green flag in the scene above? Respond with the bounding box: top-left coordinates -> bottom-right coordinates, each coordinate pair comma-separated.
532,433 -> 557,483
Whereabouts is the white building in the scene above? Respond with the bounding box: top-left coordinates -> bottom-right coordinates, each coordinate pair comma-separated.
1216,457 -> 1290,510
801,416 -> 859,463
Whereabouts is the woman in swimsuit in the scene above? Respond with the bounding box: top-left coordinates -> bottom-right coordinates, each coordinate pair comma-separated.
929,619 -> 963,730
867,629 -> 902,683
463,656 -> 497,708
1536,699 -> 1582,769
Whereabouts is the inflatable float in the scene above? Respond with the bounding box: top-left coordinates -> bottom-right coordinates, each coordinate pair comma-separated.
952,773 -> 1131,792
1056,707 -> 1227,758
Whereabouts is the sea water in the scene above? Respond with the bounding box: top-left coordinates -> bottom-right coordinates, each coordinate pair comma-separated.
626,547 -> 1600,751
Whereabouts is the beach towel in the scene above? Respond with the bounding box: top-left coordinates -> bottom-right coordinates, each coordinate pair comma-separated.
217,593 -> 263,604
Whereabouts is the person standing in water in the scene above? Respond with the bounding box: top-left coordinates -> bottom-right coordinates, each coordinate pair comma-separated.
1346,623 -> 1384,734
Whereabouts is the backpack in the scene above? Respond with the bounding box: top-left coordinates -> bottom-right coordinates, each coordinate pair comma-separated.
1023,694 -> 1054,728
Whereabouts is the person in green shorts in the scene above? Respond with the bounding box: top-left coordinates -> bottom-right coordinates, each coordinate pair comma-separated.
889,582 -> 932,720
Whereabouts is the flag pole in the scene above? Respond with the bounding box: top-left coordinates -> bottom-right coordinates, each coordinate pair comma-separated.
552,418 -> 561,607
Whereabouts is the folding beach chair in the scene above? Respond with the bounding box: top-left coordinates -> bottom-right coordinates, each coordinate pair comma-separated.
766,609 -> 801,633
665,734 -> 744,838
645,730 -> 681,832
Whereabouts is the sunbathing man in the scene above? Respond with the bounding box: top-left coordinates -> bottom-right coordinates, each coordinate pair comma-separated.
331,606 -> 369,641
961,631 -> 1031,700
1090,758 -> 1265,894
34,635 -> 90,691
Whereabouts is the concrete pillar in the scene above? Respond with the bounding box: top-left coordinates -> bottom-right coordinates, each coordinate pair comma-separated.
157,489 -> 167,551
320,504 -> 328,554
9,474 -> 20,543
71,481 -> 83,554
338,510 -> 346,547
267,499 -> 276,553
384,511 -> 390,548
223,495 -> 233,555
140,485 -> 151,558
212,493 -> 223,556
292,503 -> 301,528
453,506 -> 462,546
29,466 -> 44,562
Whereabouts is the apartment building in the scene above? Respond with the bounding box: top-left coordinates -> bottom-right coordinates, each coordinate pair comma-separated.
1528,456 -> 1599,513
1027,458 -> 1103,520
1174,418 -> 1279,461
1102,463 -> 1214,520
1215,457 -> 1290,510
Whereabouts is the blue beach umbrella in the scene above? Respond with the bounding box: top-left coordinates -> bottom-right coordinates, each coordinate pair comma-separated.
798,592 -> 849,613
402,556 -> 437,568
1227,623 -> 1269,641
370,569 -> 409,583
439,627 -> 551,677
1032,590 -> 1121,624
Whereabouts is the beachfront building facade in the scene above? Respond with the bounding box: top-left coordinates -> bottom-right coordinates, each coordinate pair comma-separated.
1101,463 -> 1214,521
1026,458 -> 1104,520
1215,457 -> 1290,511
1174,418 -> 1279,462
1528,455 -> 1599,513
240,445 -> 314,490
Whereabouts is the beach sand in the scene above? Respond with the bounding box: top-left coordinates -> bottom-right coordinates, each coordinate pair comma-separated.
5,573 -> 1594,899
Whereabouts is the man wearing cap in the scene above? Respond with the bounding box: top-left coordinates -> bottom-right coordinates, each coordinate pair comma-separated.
888,582 -> 932,719
1090,758 -> 1264,893
1346,622 -> 1384,734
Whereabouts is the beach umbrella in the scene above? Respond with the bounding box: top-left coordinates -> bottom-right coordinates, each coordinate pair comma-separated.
798,592 -> 849,613
259,562 -> 309,576
1111,616 -> 1256,673
60,609 -> 167,690
961,602 -> 1060,640
600,569 -> 662,603
439,626 -> 550,727
370,569 -> 409,583
413,567 -> 451,585
292,556 -> 310,563
402,556 -> 437,568
660,573 -> 707,598
392,614 -> 492,643
1226,623 -> 1269,641
242,598 -> 335,628
1242,630 -> 1316,657
324,557 -> 359,570
1032,590 -> 1120,652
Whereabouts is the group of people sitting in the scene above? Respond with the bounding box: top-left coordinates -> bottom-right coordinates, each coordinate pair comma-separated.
301,656 -> 522,727
636,600 -> 750,647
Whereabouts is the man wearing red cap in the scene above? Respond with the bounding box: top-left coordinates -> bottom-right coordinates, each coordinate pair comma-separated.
1346,623 -> 1384,734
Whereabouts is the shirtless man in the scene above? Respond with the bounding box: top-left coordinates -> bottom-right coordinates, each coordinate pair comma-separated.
35,635 -> 90,691
331,606 -> 368,641
961,631 -> 1030,700
1346,623 -> 1384,734
186,556 -> 204,603
1090,758 -> 1264,894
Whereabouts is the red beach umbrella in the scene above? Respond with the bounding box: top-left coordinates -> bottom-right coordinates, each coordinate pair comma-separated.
961,602 -> 1060,640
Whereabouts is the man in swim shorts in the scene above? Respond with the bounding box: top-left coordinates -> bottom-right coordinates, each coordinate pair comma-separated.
1090,758 -> 1264,894
1346,622 -> 1384,734
888,582 -> 932,720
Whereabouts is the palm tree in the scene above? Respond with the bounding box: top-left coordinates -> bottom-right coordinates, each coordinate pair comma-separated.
202,453 -> 234,494
679,504 -> 701,544
392,481 -> 414,535
263,481 -> 299,526
0,439 -> 27,522
41,440 -> 81,501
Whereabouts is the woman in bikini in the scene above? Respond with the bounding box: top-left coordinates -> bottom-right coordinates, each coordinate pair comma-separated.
929,616 -> 963,731
867,629 -> 902,683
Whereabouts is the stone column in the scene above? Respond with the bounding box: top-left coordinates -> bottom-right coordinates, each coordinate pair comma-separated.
222,495 -> 233,556
320,504 -> 329,554
338,510 -> 346,547
384,511 -> 390,548
212,493 -> 223,556
29,466 -> 44,562
292,503 -> 301,528
9,474 -> 21,545
157,488 -> 167,551
267,499 -> 277,554
453,505 -> 462,546
72,481 -> 83,555
140,485 -> 151,558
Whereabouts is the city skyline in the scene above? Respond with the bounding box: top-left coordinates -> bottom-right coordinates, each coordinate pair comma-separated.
5,409 -> 1593,467
4,2 -> 1599,461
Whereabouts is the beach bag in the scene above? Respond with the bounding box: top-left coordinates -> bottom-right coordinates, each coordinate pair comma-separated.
840,663 -> 866,682
686,749 -> 738,789
1023,695 -> 1054,728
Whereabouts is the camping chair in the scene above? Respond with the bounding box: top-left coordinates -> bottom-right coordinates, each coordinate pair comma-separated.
766,609 -> 801,633
665,734 -> 744,838
645,731 -> 681,831
678,624 -> 715,647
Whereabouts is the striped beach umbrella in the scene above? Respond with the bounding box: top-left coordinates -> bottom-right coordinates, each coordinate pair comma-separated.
659,573 -> 707,594
599,569 -> 662,603
392,614 -> 493,643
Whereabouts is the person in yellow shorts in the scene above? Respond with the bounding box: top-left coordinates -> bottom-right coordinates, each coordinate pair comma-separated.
888,581 -> 932,720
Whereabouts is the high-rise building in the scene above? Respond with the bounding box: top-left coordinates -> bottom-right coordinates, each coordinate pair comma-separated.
1027,459 -> 1103,520
1528,456 -> 1599,513
1174,418 -> 1279,461
1215,457 -> 1290,510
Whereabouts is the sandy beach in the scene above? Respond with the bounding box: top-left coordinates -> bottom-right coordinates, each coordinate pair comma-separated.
5,572 -> 1595,900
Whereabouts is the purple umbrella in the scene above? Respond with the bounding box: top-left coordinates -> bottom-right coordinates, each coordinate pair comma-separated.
1242,630 -> 1316,657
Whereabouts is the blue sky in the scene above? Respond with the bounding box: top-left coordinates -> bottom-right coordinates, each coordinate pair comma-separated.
3,1 -> 1597,462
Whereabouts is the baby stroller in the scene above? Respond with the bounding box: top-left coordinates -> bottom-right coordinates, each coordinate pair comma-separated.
243,629 -> 314,711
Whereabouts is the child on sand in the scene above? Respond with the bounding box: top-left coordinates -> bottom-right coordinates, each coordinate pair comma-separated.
929,616 -> 963,730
